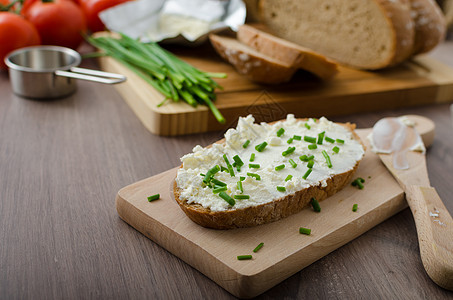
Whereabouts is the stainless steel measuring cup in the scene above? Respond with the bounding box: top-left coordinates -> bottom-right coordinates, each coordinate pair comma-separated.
5,45 -> 126,99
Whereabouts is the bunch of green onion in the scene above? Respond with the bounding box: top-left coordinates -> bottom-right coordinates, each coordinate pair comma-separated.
87,33 -> 227,123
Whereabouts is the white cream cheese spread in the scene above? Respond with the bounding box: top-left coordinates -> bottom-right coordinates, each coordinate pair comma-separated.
176,115 -> 365,212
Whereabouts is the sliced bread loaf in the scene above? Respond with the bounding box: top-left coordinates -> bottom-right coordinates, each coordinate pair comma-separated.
174,115 -> 365,229
209,33 -> 297,84
254,0 -> 416,69
237,24 -> 338,79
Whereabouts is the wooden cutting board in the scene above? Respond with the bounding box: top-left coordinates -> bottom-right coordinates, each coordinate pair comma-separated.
99,44 -> 453,136
116,128 -> 409,298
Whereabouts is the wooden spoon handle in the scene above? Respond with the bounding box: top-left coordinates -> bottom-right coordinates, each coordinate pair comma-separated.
405,185 -> 453,290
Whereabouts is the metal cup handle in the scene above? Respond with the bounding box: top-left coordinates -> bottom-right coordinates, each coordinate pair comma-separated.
54,67 -> 126,84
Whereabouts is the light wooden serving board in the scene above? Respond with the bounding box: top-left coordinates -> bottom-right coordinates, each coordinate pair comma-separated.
99,44 -> 453,136
116,129 -> 409,298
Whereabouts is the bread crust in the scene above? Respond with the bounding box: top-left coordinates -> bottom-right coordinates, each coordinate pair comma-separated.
237,24 -> 339,80
173,121 -> 365,229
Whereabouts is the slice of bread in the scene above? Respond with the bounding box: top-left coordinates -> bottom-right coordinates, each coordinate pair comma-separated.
410,0 -> 447,54
174,116 -> 365,229
254,0 -> 416,69
209,33 -> 297,84
237,24 -> 339,80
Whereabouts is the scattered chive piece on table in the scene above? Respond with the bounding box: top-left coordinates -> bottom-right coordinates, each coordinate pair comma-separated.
352,204 -> 358,212
219,191 -> 235,206
287,138 -> 294,144
308,144 -> 317,150
293,135 -> 302,141
275,164 -> 285,171
332,146 -> 340,153
247,172 -> 261,180
213,186 -> 227,193
87,33 -> 226,124
237,255 -> 252,260
255,142 -> 268,152
242,140 -> 250,148
285,175 -> 293,181
211,178 -> 226,186
253,242 -> 264,253
304,123 -> 311,130
237,180 -> 243,193
317,131 -> 325,145
299,227 -> 311,235
249,163 -> 260,169
276,128 -> 285,137
234,194 -> 250,200
307,160 -> 314,168
322,150 -> 332,168
233,155 -> 244,167
311,197 -> 321,212
325,136 -> 335,143
303,168 -> 312,180
147,194 -> 160,202
282,146 -> 296,156
352,177 -> 365,189
276,186 -> 286,192
336,139 -> 345,144
249,153 -> 255,162
289,159 -> 297,168
304,136 -> 317,143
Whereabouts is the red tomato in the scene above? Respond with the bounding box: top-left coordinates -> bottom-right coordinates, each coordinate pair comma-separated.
23,0 -> 86,50
0,12 -> 41,69
81,0 -> 130,33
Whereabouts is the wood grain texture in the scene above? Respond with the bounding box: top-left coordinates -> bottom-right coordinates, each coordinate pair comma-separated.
0,41 -> 453,299
98,42 -> 453,136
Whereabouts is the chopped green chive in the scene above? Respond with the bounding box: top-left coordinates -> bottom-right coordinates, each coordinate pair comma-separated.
203,165 -> 220,183
249,153 -> 255,162
317,131 -> 325,145
299,155 -> 308,162
307,155 -> 314,161
240,176 -> 246,181
147,194 -> 160,202
307,160 -> 314,168
234,194 -> 250,200
299,227 -> 311,235
325,136 -> 335,143
289,159 -> 297,168
219,191 -> 235,206
304,123 -> 311,130
352,177 -> 365,189
277,186 -> 286,192
332,146 -> 340,153
352,204 -> 358,212
304,136 -> 317,143
249,163 -> 260,169
211,178 -> 226,186
233,155 -> 244,167
293,135 -> 302,140
223,154 -> 235,177
336,139 -> 345,144
237,255 -> 252,260
247,172 -> 261,180
237,180 -> 243,193
287,138 -> 294,144
303,168 -> 312,180
276,128 -> 285,137
275,164 -> 285,171
255,142 -> 268,152
308,144 -> 317,150
285,175 -> 293,181
242,140 -> 250,148
213,186 -> 227,193
220,166 -> 229,173
311,197 -> 321,212
322,150 -> 332,168
282,146 -> 296,156
253,242 -> 264,253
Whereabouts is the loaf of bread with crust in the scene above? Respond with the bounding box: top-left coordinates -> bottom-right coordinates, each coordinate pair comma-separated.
250,0 -> 446,69
174,115 -> 365,229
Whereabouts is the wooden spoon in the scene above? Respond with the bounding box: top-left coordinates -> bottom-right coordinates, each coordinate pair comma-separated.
372,115 -> 453,290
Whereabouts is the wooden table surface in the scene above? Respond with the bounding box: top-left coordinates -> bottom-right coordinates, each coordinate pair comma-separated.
1,38 -> 453,299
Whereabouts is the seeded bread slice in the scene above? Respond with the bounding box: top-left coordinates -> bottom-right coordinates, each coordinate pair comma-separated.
237,24 -> 338,80
254,0 -> 416,70
173,122 -> 364,230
